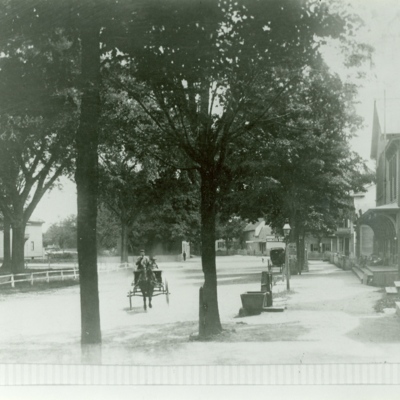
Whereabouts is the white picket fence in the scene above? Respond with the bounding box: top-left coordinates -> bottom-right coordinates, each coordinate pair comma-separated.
0,262 -> 132,288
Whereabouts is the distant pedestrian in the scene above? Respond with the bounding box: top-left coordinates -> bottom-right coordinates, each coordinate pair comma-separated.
183,251 -> 186,261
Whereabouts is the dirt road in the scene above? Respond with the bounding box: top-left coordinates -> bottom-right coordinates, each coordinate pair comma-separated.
0,256 -> 399,365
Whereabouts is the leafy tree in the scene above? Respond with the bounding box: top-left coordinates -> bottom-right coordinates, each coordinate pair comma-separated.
224,62 -> 374,272
0,14 -> 79,273
108,0 -> 369,336
99,70 -> 201,261
44,215 -> 77,250
0,0 -> 105,344
0,210 -> 11,270
97,205 -> 120,253
127,168 -> 201,253
98,148 -> 201,260
216,216 -> 247,251
98,150 -> 157,262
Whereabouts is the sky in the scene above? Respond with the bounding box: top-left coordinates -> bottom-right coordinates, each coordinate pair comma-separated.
346,0 -> 400,157
32,0 -> 400,231
32,176 -> 77,231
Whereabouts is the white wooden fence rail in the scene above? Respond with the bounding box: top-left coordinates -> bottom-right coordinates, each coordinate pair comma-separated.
0,262 -> 131,288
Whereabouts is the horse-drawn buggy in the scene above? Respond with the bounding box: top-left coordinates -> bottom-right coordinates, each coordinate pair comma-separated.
268,247 -> 285,273
127,265 -> 170,310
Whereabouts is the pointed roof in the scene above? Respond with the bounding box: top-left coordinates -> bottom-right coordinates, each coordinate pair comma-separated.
244,218 -> 274,237
370,101 -> 381,160
244,218 -> 264,232
372,98 -> 400,160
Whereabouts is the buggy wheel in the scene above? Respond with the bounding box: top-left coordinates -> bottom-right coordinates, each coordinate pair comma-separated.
165,280 -> 169,305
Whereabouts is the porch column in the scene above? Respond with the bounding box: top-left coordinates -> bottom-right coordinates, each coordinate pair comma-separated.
397,212 -> 400,278
398,148 -> 400,275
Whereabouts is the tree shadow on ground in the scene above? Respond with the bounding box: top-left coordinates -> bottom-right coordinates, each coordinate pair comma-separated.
181,272 -> 264,286
346,315 -> 400,343
102,319 -> 310,356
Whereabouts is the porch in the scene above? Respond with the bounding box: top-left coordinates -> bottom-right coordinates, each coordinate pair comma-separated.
352,264 -> 399,287
329,251 -> 399,286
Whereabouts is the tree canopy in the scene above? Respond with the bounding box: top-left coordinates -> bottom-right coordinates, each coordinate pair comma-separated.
0,6 -> 79,272
101,0 -> 373,335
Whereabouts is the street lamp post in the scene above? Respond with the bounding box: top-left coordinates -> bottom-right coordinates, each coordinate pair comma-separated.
283,222 -> 291,291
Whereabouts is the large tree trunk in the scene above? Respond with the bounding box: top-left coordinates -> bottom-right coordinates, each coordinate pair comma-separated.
199,168 -> 222,337
1,214 -> 11,271
75,14 -> 101,345
11,215 -> 26,274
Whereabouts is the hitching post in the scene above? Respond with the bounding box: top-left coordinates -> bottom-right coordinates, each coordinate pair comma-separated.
283,221 -> 291,291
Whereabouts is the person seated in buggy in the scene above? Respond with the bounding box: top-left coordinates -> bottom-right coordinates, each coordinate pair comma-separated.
134,250 -> 158,286
149,256 -> 158,270
134,251 -> 159,310
136,249 -> 150,271
135,250 -> 159,270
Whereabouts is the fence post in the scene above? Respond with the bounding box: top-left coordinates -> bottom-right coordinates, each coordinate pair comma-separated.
61,270 -> 64,281
73,268 -> 77,280
11,275 -> 15,288
46,271 -> 49,283
30,273 -> 33,286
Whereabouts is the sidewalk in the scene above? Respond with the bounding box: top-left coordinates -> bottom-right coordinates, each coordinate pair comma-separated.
212,260 -> 400,364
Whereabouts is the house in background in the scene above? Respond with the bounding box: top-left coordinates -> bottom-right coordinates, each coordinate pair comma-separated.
215,218 -> 281,256
243,219 -> 286,256
0,219 -> 44,260
306,234 -> 333,260
243,219 -> 267,255
244,219 -> 267,255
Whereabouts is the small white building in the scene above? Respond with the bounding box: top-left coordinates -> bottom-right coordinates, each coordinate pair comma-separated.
0,220 -> 44,260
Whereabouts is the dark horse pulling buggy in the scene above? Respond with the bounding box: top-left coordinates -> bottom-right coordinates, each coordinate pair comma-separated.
127,266 -> 170,310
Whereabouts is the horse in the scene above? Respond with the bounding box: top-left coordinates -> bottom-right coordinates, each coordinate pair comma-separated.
136,263 -> 157,310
